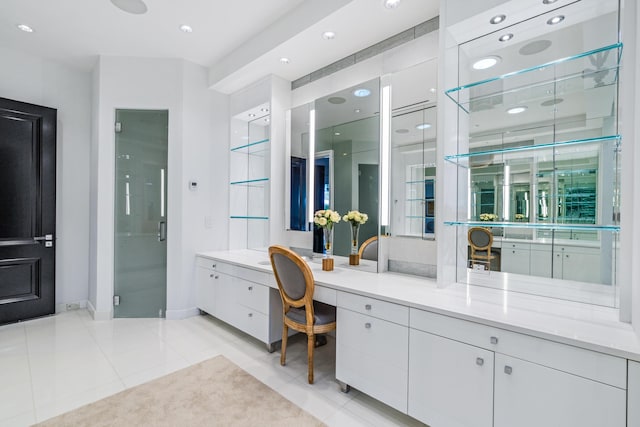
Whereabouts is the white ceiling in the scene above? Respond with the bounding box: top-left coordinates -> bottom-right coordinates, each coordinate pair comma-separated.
0,0 -> 439,93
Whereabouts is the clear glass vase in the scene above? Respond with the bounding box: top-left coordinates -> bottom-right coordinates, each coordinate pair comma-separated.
323,226 -> 334,258
350,223 -> 360,255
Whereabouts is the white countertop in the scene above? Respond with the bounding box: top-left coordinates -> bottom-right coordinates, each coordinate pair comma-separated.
197,249 -> 640,361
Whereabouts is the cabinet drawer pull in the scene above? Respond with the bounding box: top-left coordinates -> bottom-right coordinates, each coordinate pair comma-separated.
504,366 -> 513,375
248,313 -> 253,318
209,273 -> 214,278
365,322 -> 371,329
212,264 -> 216,269
476,357 -> 484,366
248,286 -> 253,291
365,304 -> 372,310
490,336 -> 499,345
214,275 -> 219,279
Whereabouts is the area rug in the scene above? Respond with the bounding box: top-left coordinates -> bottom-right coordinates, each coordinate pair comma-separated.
35,355 -> 326,427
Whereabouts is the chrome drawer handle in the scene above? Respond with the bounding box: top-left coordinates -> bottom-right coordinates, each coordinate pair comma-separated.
209,273 -> 214,278
365,322 -> 371,329
212,264 -> 216,269
248,286 -> 253,291
504,365 -> 513,375
214,275 -> 219,279
365,304 -> 372,310
490,336 -> 499,345
248,313 -> 253,318
476,357 -> 484,366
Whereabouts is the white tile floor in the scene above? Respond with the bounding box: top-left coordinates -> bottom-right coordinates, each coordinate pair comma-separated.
0,310 -> 426,427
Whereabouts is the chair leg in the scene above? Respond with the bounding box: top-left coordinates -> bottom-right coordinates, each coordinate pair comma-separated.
307,333 -> 315,384
280,324 -> 288,366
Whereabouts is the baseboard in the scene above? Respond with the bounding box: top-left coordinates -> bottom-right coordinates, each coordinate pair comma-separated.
55,300 -> 88,313
166,307 -> 200,320
87,300 -> 112,321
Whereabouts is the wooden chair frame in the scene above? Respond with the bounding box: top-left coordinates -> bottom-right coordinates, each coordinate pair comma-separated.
358,235 -> 378,260
468,227 -> 496,271
268,245 -> 336,384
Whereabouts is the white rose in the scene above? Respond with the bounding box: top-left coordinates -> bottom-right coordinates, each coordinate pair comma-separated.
317,217 -> 327,226
330,212 -> 340,223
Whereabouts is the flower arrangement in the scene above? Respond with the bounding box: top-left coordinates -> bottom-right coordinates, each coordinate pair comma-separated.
313,209 -> 341,229
479,213 -> 498,221
515,213 -> 526,221
342,210 -> 368,225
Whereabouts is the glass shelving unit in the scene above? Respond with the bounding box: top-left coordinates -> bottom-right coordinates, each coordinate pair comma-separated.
229,105 -> 271,249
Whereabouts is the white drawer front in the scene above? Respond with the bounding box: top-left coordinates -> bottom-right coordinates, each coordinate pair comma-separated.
196,256 -> 218,270
337,307 -> 408,413
313,286 -> 337,306
233,277 -> 270,314
337,291 -> 408,325
410,308 -> 626,388
237,307 -> 269,343
215,261 -> 274,287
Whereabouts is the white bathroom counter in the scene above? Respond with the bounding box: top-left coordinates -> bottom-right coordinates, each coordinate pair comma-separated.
196,249 -> 640,361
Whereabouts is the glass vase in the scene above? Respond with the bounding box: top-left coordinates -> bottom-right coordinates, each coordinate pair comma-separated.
350,223 -> 360,255
323,226 -> 334,258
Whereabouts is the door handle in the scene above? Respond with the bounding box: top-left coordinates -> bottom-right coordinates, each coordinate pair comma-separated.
158,221 -> 167,241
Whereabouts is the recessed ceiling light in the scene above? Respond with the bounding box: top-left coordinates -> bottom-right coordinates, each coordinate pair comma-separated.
395,129 -> 410,134
261,108 -> 269,112
429,87 -> 437,93
279,57 -> 290,64
334,132 -> 341,136
541,98 -> 564,107
499,33 -> 514,42
248,113 -> 256,118
547,15 -> 565,25
110,0 -> 148,14
416,123 -> 432,130
519,40 -> 552,55
354,109 -> 361,113
507,106 -> 528,114
353,88 -> 371,97
322,31 -> 336,40
17,24 -> 34,33
490,14 -> 506,24
472,56 -> 501,70
328,97 -> 346,104
384,0 -> 401,9
179,24 -> 193,33
264,118 -> 270,122
542,0 -> 558,4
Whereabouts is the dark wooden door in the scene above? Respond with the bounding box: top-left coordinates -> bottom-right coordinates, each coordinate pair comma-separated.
0,97 -> 56,324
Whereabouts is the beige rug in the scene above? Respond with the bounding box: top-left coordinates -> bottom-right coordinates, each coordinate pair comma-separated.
35,355 -> 326,427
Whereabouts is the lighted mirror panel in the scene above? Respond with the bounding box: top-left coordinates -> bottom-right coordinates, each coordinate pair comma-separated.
444,0 -> 620,307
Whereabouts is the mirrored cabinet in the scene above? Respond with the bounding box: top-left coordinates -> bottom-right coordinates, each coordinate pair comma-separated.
444,0 -> 621,306
229,103 -> 271,249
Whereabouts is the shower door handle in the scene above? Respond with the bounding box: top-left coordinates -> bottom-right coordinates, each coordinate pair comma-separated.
158,221 -> 167,242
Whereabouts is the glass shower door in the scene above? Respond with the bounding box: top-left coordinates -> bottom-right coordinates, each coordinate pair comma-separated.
114,109 -> 168,318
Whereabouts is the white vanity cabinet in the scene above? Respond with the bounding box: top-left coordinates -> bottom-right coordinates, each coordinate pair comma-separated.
494,353 -> 626,427
408,308 -> 627,427
336,291 -> 409,413
500,242 -> 531,275
195,257 -> 282,351
408,328 -> 494,427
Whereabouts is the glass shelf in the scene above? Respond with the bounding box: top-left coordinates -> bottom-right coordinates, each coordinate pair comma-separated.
444,135 -> 620,167
445,43 -> 623,114
230,138 -> 270,153
230,216 -> 269,220
229,177 -> 269,186
444,221 -> 619,232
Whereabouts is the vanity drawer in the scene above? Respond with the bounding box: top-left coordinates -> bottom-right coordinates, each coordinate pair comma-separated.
201,259 -> 274,287
410,308 -> 626,388
502,242 -> 531,250
337,291 -> 408,326
233,276 -> 270,314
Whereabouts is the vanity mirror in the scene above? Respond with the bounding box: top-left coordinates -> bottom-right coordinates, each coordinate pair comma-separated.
286,79 -> 380,271
444,0 -> 621,306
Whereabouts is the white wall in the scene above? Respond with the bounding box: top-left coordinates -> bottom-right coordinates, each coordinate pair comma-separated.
89,56 -> 227,320
0,47 -> 91,311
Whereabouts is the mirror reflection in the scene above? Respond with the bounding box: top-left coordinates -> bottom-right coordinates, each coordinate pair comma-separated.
450,0 -> 620,305
287,79 -> 380,271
